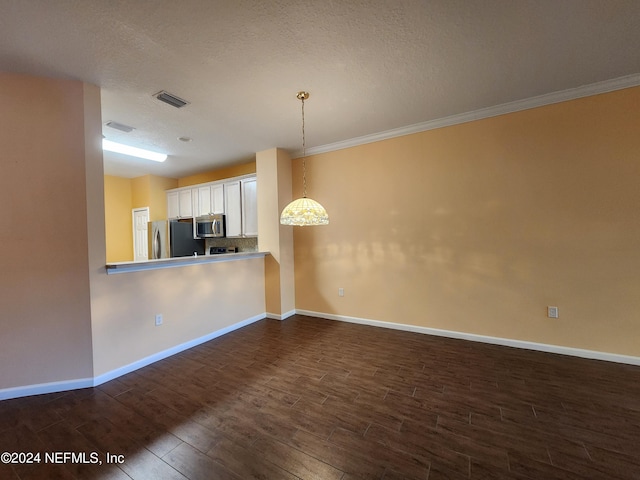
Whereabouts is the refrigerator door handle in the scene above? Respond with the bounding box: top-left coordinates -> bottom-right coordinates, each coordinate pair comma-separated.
154,229 -> 161,259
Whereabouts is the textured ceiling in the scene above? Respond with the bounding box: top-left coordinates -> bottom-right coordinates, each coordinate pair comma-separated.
2,0 -> 640,178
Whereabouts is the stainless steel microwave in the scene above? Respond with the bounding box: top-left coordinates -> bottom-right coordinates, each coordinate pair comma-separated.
195,214 -> 225,238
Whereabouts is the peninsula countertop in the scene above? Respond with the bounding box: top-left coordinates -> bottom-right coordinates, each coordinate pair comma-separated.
106,251 -> 268,274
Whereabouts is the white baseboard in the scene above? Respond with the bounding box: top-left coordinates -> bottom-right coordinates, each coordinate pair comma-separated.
266,310 -> 296,321
7,309 -> 638,402
296,309 -> 640,366
1,313 -> 267,401
92,313 -> 266,386
0,377 -> 94,402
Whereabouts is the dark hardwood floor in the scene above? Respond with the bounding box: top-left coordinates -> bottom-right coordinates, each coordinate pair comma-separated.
2,314 -> 640,479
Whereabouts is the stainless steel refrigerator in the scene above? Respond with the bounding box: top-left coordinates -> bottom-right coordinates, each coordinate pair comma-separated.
148,220 -> 205,259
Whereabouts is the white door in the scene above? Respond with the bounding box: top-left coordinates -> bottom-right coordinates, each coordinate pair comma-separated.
133,207 -> 150,261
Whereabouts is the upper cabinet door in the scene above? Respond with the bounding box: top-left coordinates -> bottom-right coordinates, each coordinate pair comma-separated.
167,191 -> 180,219
195,184 -> 225,216
211,184 -> 225,214
224,180 -> 242,237
197,186 -> 212,216
241,178 -> 258,237
178,189 -> 193,218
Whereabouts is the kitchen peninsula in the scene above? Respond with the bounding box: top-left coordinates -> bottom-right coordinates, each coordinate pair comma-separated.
106,250 -> 268,274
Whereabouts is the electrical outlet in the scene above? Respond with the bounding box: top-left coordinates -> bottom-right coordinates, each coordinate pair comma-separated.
155,314 -> 163,326
338,288 -> 344,297
547,306 -> 559,319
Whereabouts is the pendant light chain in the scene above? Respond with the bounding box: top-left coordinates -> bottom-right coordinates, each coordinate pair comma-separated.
279,90 -> 329,226
301,94 -> 307,198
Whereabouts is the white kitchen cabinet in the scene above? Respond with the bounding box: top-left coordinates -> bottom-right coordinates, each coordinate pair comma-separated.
167,175 -> 256,237
191,188 -> 199,218
167,188 -> 195,219
211,184 -> 224,214
224,180 -> 242,237
196,184 -> 225,216
241,178 -> 258,237
224,176 -> 258,238
197,186 -> 212,216
178,189 -> 193,218
167,191 -> 180,219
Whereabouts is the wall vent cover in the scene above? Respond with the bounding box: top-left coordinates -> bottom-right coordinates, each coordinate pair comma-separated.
154,91 -> 189,108
105,121 -> 135,133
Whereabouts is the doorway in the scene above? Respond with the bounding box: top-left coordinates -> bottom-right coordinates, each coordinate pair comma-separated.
132,207 -> 150,261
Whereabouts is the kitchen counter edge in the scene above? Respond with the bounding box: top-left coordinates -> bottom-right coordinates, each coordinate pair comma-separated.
106,251 -> 269,275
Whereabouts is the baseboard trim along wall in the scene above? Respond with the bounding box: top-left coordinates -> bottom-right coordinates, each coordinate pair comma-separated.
0,313 -> 266,401
0,378 -> 94,402
296,309 -> 640,367
92,313 -> 266,387
266,310 -> 296,321
6,309 -> 639,402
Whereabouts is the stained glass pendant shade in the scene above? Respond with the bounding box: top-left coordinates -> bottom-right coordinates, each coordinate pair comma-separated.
280,92 -> 329,226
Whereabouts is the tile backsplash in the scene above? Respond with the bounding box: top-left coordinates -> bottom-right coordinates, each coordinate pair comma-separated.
205,236 -> 258,253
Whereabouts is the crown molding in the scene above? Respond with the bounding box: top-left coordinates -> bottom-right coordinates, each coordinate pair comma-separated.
300,73 -> 640,157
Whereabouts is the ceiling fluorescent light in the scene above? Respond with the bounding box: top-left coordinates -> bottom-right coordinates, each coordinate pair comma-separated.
102,139 -> 167,162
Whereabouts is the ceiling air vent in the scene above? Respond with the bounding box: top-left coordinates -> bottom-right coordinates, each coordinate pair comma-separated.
153,90 -> 189,108
105,121 -> 135,133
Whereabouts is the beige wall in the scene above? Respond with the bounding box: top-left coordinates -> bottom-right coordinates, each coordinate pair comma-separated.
257,148 -> 295,317
293,87 -> 640,357
0,73 -> 94,389
131,174 -> 178,220
1,73 -> 267,396
178,161 -> 256,187
89,260 -> 266,377
104,175 -> 133,262
148,175 -> 178,220
131,175 -> 150,210
104,174 -> 178,262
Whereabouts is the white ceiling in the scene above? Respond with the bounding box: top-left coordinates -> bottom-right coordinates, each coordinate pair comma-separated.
2,0 -> 640,179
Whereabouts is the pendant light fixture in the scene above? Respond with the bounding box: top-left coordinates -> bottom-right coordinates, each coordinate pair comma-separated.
280,91 -> 329,226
